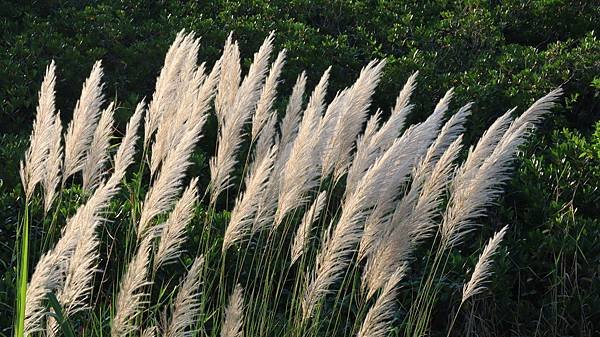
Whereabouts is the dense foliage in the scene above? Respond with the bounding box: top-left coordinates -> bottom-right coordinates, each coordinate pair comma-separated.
0,1 -> 598,336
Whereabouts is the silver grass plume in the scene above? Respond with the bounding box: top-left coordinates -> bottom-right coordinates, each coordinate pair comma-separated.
138,84 -> 212,238
461,108 -> 515,176
356,89 -> 456,262
442,89 -> 561,247
150,57 -> 203,175
113,101 -> 145,178
379,103 -> 472,245
462,225 -> 509,302
251,181 -> 279,235
63,60 -> 105,181
43,116 -> 63,213
223,146 -> 277,251
273,72 -> 307,205
279,72 -> 307,148
462,88 -> 561,175
24,102 -> 143,334
291,191 -> 327,264
253,113 -> 278,170
82,102 -> 115,192
363,137 -> 463,297
356,71 -> 419,163
317,89 -> 349,155
154,178 -> 199,271
275,68 -> 331,226
512,87 -> 563,129
391,71 -> 418,116
27,183 -> 113,332
302,129 -> 423,319
164,256 -> 205,337
249,120 -> 280,234
413,103 -> 472,181
149,36 -> 221,176
58,219 -> 100,314
26,171 -> 121,334
346,71 -> 418,196
20,60 -> 57,201
47,218 -> 101,335
221,284 -> 244,337
141,326 -> 157,337
411,88 -> 455,156
345,108 -> 379,196
210,32 -> 275,205
151,57 -> 221,175
24,253 -> 63,334
34,174 -> 130,333
248,114 -> 281,234
356,93 -> 451,263
251,49 -> 286,141
356,267 -> 406,337
321,59 -> 386,181
144,31 -> 198,146
111,237 -> 152,337
215,33 -> 241,126
345,103 -> 409,196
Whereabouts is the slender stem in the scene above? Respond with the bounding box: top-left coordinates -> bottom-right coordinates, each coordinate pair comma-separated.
43,187 -> 64,251
15,201 -> 30,337
446,301 -> 464,337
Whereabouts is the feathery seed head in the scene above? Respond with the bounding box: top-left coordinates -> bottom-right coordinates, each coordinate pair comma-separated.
63,60 -> 105,181
154,178 -> 199,271
21,60 -> 57,201
164,256 -> 205,337
43,116 -> 63,213
462,226 -> 509,302
221,284 -> 244,337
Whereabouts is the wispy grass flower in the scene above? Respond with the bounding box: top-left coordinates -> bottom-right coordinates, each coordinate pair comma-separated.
462,226 -> 509,303
221,284 -> 244,337
63,60 -> 105,181
20,61 -> 57,201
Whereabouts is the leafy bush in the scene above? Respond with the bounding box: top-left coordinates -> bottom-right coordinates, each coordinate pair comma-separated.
1,0 -> 598,137
495,123 -> 600,335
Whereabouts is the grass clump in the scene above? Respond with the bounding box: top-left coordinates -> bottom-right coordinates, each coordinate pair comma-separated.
11,31 -> 561,337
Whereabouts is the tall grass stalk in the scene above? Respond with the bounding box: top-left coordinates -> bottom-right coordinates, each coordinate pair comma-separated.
14,203 -> 29,337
